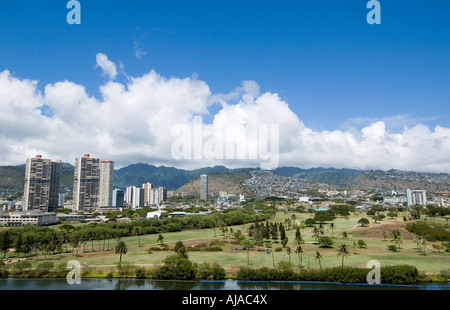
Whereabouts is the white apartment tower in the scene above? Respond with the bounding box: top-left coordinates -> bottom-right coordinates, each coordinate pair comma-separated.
142,182 -> 154,205
73,154 -> 100,212
406,189 -> 427,208
23,155 -> 61,212
99,161 -> 114,207
200,174 -> 208,201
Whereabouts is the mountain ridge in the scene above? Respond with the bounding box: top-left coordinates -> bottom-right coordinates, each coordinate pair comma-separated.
0,163 -> 449,193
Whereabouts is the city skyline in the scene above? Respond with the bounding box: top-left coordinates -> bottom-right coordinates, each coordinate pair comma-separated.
0,1 -> 449,173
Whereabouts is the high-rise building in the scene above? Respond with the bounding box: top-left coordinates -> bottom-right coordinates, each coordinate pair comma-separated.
142,182 -> 154,205
112,189 -> 124,207
125,186 -> 134,206
200,174 -> 208,200
406,189 -> 427,208
148,187 -> 167,205
23,155 -> 61,212
73,154 -> 100,212
99,161 -> 114,207
58,193 -> 65,207
132,187 -> 144,209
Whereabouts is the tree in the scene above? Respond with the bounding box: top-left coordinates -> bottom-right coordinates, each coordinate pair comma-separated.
312,227 -> 321,243
357,240 -> 367,249
330,223 -> 335,238
14,234 -> 23,258
240,240 -> 254,265
314,210 -> 335,224
391,230 -> 403,250
318,236 -> 333,248
294,227 -> 302,245
387,212 -> 397,219
337,244 -> 350,267
341,231 -> 348,239
115,240 -> 128,267
314,251 -> 323,270
174,241 -> 189,259
155,254 -> 196,280
419,238 -> 427,255
358,218 -> 370,227
295,245 -> 304,268
270,224 -> 279,243
372,214 -> 385,223
285,246 -> 292,265
305,218 -> 316,227
279,224 -> 286,242
157,234 -> 164,245
281,237 -> 288,248
132,227 -> 143,247
0,231 -> 13,259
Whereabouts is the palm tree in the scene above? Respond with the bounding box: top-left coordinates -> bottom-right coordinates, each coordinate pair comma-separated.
286,246 -> 292,265
330,223 -> 335,238
314,250 -> 323,270
391,230 -> 403,250
241,240 -> 254,265
352,241 -> 358,254
420,238 -> 427,255
337,244 -> 350,267
132,227 -> 143,247
115,240 -> 128,267
295,245 -> 304,268
312,226 -> 321,243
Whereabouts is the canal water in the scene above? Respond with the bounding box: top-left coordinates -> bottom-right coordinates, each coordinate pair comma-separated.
0,278 -> 448,290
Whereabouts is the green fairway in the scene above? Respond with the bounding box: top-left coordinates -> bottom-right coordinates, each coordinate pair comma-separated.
3,211 -> 449,275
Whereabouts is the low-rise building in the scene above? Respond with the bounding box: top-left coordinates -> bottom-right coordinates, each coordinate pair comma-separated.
0,211 -> 58,227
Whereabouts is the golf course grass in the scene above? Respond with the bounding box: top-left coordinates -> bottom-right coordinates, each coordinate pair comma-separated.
4,210 -> 449,276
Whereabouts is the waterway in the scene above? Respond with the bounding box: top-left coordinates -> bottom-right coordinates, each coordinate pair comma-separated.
0,278 -> 448,290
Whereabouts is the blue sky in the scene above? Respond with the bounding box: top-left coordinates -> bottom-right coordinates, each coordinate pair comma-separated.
1,0 -> 448,130
0,1 -> 449,171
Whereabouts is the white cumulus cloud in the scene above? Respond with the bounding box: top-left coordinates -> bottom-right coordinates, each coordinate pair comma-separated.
0,54 -> 450,173
95,53 -> 118,80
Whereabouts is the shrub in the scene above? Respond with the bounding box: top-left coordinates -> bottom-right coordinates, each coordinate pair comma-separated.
406,221 -> 450,242
211,263 -> 226,280
387,245 -> 398,252
117,263 -> 135,277
237,265 -> 419,284
135,267 -> 146,279
36,261 -> 54,276
13,260 -> 32,275
197,262 -> 212,279
154,254 -> 197,280
381,265 -> 419,284
318,236 -> 334,248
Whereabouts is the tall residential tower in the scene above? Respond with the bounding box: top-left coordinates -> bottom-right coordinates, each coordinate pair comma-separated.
99,160 -> 114,207
23,155 -> 61,212
73,154 -> 100,212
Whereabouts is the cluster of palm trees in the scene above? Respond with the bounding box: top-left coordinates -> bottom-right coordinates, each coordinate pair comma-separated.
1,224 -> 126,260
381,229 -> 404,251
